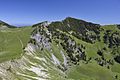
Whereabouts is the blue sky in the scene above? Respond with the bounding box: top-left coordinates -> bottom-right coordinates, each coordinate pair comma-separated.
0,0 -> 120,26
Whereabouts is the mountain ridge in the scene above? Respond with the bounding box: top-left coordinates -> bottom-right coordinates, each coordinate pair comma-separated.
0,17 -> 120,80
0,20 -> 16,29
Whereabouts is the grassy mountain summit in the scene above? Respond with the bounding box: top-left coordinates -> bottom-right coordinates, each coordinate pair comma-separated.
0,17 -> 120,80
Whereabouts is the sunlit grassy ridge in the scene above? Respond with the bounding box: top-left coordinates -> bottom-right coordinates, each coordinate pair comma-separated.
0,27 -> 32,62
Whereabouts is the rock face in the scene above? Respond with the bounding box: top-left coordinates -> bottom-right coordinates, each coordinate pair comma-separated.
0,17 -> 120,80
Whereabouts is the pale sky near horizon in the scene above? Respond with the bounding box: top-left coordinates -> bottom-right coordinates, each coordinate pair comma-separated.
0,0 -> 120,26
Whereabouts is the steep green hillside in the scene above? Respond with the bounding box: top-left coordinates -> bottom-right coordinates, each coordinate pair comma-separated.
0,17 -> 120,80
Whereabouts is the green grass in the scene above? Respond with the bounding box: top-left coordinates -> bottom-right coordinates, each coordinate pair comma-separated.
0,27 -> 32,62
111,62 -> 120,73
66,61 -> 114,80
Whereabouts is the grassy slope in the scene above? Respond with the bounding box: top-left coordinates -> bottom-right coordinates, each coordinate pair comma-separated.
67,62 -> 114,80
0,27 -> 32,62
55,25 -> 120,80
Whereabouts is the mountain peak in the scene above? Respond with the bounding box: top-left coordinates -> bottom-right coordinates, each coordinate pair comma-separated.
0,20 -> 4,23
0,20 -> 7,24
32,21 -> 51,28
65,17 -> 76,20
0,20 -> 16,29
64,17 -> 83,22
